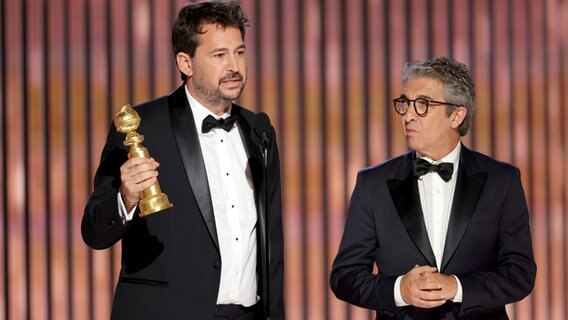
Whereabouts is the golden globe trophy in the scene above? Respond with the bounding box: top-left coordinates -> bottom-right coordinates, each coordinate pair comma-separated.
114,104 -> 173,217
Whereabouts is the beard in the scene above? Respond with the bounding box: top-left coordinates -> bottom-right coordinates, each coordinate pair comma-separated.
191,68 -> 246,108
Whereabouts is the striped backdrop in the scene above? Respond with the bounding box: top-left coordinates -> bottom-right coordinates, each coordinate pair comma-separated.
1,0 -> 567,319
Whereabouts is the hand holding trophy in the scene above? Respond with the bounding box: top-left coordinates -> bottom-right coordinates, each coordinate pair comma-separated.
114,104 -> 173,217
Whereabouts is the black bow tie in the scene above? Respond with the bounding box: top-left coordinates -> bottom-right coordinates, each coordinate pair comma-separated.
201,115 -> 238,133
414,158 -> 454,182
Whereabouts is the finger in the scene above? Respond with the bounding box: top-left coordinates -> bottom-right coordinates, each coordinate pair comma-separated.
418,280 -> 442,291
121,162 -> 159,181
134,176 -> 158,191
404,289 -> 446,308
122,157 -> 158,172
411,265 -> 438,276
414,298 -> 447,309
122,175 -> 158,196
127,170 -> 159,187
418,288 -> 446,301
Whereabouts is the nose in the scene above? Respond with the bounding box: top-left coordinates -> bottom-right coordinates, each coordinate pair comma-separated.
227,54 -> 240,73
402,104 -> 418,122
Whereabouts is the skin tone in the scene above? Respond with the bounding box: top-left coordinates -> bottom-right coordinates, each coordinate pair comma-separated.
176,24 -> 247,116
398,77 -> 468,308
120,23 -> 247,209
401,78 -> 466,160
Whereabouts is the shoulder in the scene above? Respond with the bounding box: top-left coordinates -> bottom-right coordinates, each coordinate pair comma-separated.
132,95 -> 170,116
462,146 -> 520,176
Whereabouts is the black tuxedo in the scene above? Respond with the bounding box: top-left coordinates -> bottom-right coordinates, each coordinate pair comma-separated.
82,85 -> 284,319
330,145 -> 536,319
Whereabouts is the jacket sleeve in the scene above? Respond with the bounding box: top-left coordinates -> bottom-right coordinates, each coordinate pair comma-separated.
81,124 -> 131,250
266,124 -> 285,319
330,171 -> 399,314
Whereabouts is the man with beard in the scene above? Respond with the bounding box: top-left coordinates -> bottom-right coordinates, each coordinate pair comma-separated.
81,2 -> 284,319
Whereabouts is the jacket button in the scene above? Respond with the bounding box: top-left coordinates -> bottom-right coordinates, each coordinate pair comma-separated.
214,261 -> 221,269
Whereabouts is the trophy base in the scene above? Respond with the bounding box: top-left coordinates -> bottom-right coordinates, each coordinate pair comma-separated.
139,193 -> 173,217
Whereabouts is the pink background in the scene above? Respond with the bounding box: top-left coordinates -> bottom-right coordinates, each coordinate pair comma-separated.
1,0 -> 567,319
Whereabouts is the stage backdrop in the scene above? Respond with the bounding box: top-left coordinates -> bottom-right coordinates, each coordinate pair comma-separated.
2,0 -> 568,319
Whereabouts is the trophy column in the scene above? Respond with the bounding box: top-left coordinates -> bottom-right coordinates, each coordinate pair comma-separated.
114,104 -> 173,217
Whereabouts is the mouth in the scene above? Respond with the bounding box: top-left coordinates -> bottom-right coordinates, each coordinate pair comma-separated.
220,79 -> 242,90
220,74 -> 243,89
220,72 -> 243,84
405,127 -> 417,136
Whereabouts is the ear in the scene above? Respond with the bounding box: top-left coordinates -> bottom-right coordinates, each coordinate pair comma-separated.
450,106 -> 467,129
176,52 -> 192,78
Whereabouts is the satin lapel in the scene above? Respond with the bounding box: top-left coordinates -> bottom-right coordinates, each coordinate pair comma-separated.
387,157 -> 437,267
440,148 -> 487,272
168,86 -> 219,251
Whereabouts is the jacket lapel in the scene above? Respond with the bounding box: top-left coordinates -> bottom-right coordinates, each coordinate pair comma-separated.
232,106 -> 263,168
168,85 -> 219,251
441,146 -> 487,271
231,106 -> 268,277
231,107 -> 266,248
388,153 -> 437,267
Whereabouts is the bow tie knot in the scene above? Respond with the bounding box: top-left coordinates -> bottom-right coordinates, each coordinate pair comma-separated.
201,114 -> 238,133
414,158 -> 454,182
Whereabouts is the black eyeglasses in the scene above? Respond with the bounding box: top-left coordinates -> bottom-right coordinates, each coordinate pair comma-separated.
393,97 -> 459,117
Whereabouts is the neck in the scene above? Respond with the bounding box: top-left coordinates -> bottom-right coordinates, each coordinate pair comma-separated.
421,140 -> 460,161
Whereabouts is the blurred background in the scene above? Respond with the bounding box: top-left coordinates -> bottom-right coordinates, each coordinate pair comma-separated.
2,0 -> 567,319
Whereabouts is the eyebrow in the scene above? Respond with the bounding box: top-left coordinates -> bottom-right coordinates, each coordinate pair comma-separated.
208,44 -> 246,55
399,94 -> 435,100
417,94 -> 434,100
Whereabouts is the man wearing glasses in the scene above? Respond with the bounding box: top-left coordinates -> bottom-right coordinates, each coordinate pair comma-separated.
330,57 -> 536,319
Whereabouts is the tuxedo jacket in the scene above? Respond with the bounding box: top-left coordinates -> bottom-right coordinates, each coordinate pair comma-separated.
330,145 -> 536,320
81,85 -> 285,319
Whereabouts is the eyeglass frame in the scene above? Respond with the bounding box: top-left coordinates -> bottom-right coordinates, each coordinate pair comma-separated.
392,96 -> 460,117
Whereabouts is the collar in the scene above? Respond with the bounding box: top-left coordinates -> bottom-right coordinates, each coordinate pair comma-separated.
417,142 -> 461,180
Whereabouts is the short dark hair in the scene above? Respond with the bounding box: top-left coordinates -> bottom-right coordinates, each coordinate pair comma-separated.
402,57 -> 476,136
172,1 -> 249,81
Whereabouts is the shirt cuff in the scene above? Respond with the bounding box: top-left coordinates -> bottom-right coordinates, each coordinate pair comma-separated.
394,276 -> 410,307
117,192 -> 137,224
450,275 -> 463,302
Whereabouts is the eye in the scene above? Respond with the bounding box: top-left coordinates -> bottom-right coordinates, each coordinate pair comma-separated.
394,98 -> 408,104
415,98 -> 429,106
235,49 -> 245,56
213,52 -> 225,58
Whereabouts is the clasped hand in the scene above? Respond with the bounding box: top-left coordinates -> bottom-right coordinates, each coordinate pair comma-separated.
119,157 -> 160,206
400,265 -> 457,308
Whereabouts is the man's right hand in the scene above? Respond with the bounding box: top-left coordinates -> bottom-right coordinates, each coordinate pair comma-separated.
400,265 -> 447,308
119,157 -> 160,210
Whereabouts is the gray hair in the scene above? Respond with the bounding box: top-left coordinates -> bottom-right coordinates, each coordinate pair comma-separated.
402,57 -> 476,136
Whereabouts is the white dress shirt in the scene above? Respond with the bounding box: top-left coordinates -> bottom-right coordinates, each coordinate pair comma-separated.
118,87 -> 258,307
394,142 -> 464,305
